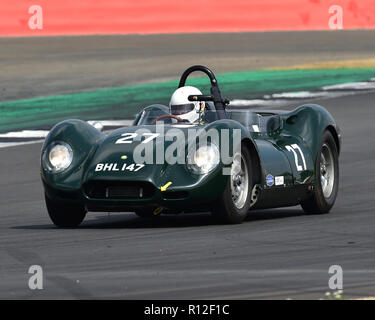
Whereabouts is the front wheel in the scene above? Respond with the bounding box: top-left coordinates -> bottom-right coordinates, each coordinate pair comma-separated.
301,130 -> 339,214
45,194 -> 87,228
211,144 -> 253,224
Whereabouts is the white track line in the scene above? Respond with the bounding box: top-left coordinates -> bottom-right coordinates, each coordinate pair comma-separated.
0,130 -> 49,138
269,91 -> 329,99
87,120 -> 133,126
322,82 -> 375,90
0,120 -> 134,149
0,139 -> 45,148
230,99 -> 289,107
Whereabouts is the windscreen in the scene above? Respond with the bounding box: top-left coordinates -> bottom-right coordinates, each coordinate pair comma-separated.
135,106 -> 278,132
201,110 -> 278,133
135,104 -> 170,125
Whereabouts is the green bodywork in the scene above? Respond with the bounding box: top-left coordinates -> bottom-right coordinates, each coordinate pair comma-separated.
41,103 -> 340,213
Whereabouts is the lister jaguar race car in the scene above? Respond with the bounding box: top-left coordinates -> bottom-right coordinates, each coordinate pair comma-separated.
41,65 -> 340,227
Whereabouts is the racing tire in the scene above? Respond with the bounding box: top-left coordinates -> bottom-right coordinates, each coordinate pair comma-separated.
301,130 -> 339,214
211,143 -> 253,224
45,194 -> 87,228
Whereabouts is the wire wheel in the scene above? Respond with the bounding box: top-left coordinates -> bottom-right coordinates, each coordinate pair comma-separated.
230,152 -> 249,210
301,130 -> 339,215
320,143 -> 335,199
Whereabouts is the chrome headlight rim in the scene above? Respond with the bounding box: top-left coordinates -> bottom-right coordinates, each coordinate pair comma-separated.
43,141 -> 73,173
186,143 -> 220,175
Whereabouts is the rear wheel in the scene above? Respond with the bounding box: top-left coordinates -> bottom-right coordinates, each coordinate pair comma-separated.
301,130 -> 339,214
45,194 -> 87,228
211,144 -> 253,224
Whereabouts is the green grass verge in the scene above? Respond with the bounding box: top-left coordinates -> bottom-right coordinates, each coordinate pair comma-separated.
1,68 -> 375,132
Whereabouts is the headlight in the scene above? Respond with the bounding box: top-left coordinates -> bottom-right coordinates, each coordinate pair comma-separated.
187,144 -> 220,174
43,142 -> 73,172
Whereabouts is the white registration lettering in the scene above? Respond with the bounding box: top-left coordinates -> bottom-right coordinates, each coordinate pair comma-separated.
95,162 -> 145,172
95,163 -> 104,171
134,164 -> 145,172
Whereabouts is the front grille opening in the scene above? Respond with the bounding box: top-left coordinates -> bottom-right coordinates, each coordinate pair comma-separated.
162,191 -> 189,200
84,181 -> 155,199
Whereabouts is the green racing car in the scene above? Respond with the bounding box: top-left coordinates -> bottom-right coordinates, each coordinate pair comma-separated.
41,65 -> 341,227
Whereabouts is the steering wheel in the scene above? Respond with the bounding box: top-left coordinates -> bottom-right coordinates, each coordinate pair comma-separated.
152,114 -> 184,124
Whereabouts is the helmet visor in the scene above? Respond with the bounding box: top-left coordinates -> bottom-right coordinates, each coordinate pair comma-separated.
171,103 -> 195,115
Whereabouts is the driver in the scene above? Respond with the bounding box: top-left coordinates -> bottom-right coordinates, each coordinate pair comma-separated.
169,86 -> 205,124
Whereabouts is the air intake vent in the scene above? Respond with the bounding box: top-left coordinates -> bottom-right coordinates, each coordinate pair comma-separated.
84,181 -> 155,199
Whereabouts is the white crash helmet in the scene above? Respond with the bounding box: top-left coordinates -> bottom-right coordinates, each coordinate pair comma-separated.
169,86 -> 205,123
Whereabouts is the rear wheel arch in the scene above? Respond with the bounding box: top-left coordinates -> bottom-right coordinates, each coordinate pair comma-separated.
301,129 -> 339,214
326,125 -> 340,155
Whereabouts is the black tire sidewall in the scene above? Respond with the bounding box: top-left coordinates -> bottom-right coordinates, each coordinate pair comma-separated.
45,194 -> 86,228
314,130 -> 339,211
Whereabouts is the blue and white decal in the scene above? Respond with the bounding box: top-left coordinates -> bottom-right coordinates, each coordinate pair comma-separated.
266,174 -> 274,187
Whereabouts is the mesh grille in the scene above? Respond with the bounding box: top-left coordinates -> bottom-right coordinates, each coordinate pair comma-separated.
84,181 -> 155,199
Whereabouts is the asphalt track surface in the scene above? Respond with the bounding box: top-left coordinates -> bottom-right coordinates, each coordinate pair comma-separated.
1,31 -> 375,299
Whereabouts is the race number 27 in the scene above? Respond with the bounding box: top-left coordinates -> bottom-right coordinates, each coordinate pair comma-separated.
286,144 -> 307,171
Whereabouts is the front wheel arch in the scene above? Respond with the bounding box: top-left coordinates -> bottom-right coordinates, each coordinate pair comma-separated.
241,138 -> 262,185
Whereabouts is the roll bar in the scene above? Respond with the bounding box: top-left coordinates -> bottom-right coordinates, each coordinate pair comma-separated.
178,65 -> 228,119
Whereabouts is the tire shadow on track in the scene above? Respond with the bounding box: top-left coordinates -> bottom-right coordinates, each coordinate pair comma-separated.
11,208 -> 303,230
